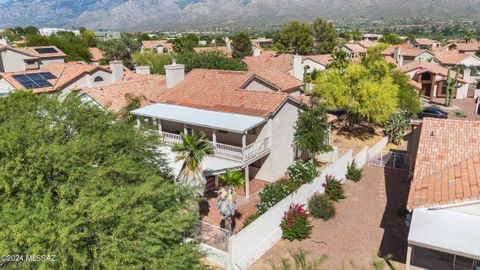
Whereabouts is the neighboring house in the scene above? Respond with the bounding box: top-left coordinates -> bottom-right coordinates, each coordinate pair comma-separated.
396,61 -> 469,99
410,38 -> 441,50
129,64 -> 313,198
0,61 -> 127,97
39,27 -> 80,36
405,118 -> 480,270
0,37 -> 8,46
0,45 -> 66,72
193,46 -> 232,57
89,47 -> 104,65
251,37 -> 274,47
445,40 -> 480,55
244,51 -> 332,81
140,40 -> 173,54
341,43 -> 367,59
361,34 -> 383,41
95,31 -> 121,41
433,51 -> 480,94
382,45 -> 434,66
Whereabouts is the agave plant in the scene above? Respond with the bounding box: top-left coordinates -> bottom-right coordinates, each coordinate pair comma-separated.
217,169 -> 245,232
172,131 -> 214,200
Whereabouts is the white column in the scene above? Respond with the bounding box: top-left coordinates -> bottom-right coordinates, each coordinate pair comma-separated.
244,166 -> 250,199
405,245 -> 413,270
212,129 -> 217,144
183,124 -> 188,134
157,119 -> 162,136
136,118 -> 141,128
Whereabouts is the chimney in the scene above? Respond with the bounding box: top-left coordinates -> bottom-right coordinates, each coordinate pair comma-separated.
292,54 -> 304,81
394,47 -> 403,66
135,65 -> 151,75
165,59 -> 185,89
225,37 -> 232,51
109,60 -> 124,83
253,47 -> 261,57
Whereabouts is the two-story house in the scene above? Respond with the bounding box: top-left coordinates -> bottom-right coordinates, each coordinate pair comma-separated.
128,62 -> 309,198
382,45 -> 435,67
141,40 -> 173,54
0,45 -> 66,72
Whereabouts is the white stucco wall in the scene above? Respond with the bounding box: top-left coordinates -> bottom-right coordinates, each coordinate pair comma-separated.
457,83 -> 469,99
302,59 -> 327,73
415,52 -> 434,62
243,78 -> 277,92
38,58 -> 64,68
255,100 -> 299,182
0,78 -> 14,96
0,50 -> 28,72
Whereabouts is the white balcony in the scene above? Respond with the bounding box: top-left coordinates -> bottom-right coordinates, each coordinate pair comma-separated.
161,131 -> 271,165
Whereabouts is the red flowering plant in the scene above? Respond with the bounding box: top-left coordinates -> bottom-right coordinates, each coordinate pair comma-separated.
280,203 -> 312,241
322,175 -> 346,202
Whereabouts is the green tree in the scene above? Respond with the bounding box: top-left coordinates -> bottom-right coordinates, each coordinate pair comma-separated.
311,18 -> 339,54
172,131 -> 214,204
328,49 -> 350,71
384,112 -> 410,145
23,26 -> 39,36
217,170 -> 245,232
315,63 -> 399,129
98,35 -> 140,67
391,71 -> 421,115
0,91 -> 207,270
379,33 -> 404,45
278,21 -> 314,55
464,29 -> 476,43
231,32 -> 252,59
173,34 -> 199,53
294,100 -> 332,160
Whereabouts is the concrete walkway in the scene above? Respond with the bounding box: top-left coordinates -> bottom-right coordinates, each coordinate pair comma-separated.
251,165 -> 411,270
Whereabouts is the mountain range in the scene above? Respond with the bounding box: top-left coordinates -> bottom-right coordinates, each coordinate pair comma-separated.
0,0 -> 480,30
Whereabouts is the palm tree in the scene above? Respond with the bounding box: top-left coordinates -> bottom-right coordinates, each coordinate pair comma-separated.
172,131 -> 214,200
217,169 -> 245,232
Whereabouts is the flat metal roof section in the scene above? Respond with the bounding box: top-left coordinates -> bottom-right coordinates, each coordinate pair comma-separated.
131,103 -> 266,133
408,207 -> 480,260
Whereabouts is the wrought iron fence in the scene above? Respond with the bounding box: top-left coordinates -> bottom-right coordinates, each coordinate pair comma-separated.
185,221 -> 230,252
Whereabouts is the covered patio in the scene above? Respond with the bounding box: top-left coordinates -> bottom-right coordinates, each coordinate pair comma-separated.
406,207 -> 480,270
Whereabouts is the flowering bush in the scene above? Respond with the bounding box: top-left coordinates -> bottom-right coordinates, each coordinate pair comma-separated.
322,175 -> 346,202
287,160 -> 318,184
280,204 -> 312,241
256,180 -> 294,214
308,193 -> 335,220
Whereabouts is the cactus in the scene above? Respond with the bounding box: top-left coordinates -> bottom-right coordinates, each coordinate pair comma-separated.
445,68 -> 459,107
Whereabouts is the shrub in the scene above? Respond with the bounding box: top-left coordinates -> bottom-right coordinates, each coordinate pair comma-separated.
243,212 -> 260,227
345,159 -> 363,183
455,111 -> 467,118
287,160 -> 318,184
384,112 -> 410,145
308,194 -> 335,220
280,204 -> 312,241
322,175 -> 346,202
257,180 -> 295,214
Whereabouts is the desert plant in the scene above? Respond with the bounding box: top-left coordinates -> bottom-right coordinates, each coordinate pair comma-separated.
322,175 -> 346,202
217,170 -> 245,231
287,160 -> 319,185
345,159 -> 363,183
455,111 -> 468,118
445,68 -> 459,107
308,194 -> 335,220
271,250 -> 328,270
280,204 -> 312,241
384,112 -> 410,145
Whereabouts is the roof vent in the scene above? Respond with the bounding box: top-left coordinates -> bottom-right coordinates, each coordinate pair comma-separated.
430,131 -> 435,136
448,179 -> 455,184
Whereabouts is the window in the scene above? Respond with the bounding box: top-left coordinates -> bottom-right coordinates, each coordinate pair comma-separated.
26,60 -> 36,65
470,66 -> 479,76
94,76 -> 104,82
441,81 -> 447,96
422,73 -> 431,81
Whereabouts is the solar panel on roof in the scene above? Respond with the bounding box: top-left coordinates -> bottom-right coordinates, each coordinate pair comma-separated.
34,48 -> 58,54
12,73 -> 54,89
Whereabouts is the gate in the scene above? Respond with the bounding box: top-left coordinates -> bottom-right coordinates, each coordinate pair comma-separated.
186,221 -> 230,252
369,150 -> 410,171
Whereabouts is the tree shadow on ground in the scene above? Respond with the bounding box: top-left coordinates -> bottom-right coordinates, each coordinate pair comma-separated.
333,121 -> 379,141
378,167 -> 411,264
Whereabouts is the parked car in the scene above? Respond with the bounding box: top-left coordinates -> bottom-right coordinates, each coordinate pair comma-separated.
418,107 -> 448,119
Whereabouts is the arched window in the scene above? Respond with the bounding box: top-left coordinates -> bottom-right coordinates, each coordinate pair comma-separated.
94,76 -> 104,82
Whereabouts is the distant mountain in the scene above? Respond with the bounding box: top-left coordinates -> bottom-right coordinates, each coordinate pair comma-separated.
1,0 -> 480,30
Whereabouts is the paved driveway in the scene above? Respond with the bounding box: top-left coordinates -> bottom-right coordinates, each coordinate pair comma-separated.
251,165 -> 411,270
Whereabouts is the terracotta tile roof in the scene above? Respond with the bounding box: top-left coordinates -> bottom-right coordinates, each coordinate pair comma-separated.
244,51 -> 293,73
89,47 -> 104,62
141,40 -> 173,51
454,41 -> 480,52
304,54 -> 333,66
408,118 -> 480,209
82,74 -> 167,113
356,41 -> 380,49
0,61 -> 112,93
415,38 -> 438,46
246,68 -> 303,92
193,46 -> 232,57
156,69 -> 294,117
343,43 -> 367,54
433,51 -> 470,65
0,45 -> 67,59
396,60 -> 467,83
382,45 -> 427,58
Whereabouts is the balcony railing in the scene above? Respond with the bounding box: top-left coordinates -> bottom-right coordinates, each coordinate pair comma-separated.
161,132 -> 271,163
